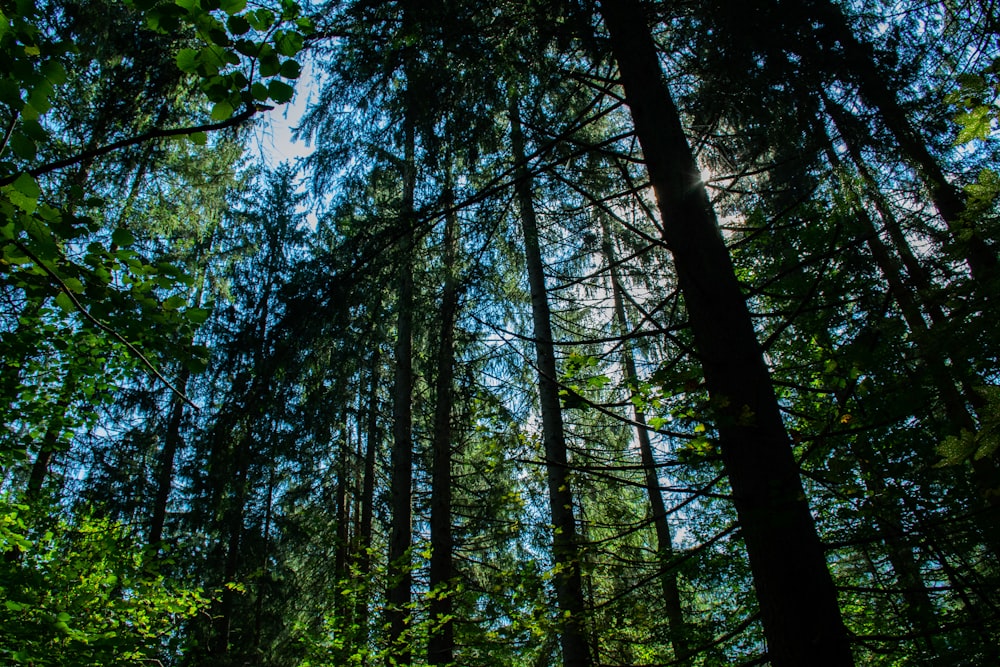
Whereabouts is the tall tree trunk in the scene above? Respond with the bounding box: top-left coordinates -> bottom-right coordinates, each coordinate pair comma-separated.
212,240 -> 272,660
334,420 -> 352,620
820,95 -> 947,326
510,97 -> 593,667
26,375 -> 76,498
213,431 -> 251,660
428,184 -> 459,665
853,444 -> 942,657
598,214 -> 691,663
819,114 -> 1000,561
801,0 -> 996,280
149,364 -> 191,548
150,256 -> 210,549
356,344 -> 381,654
252,469 -> 275,656
597,2 -> 854,664
387,108 -> 417,667
825,96 -> 992,415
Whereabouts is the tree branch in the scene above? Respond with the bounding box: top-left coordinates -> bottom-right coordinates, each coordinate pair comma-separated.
0,105 -> 266,187
12,240 -> 199,410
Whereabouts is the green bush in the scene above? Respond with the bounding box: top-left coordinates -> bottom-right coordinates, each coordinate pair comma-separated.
0,500 -> 208,665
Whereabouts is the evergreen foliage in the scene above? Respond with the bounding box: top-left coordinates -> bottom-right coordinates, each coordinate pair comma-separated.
1,0 -> 998,665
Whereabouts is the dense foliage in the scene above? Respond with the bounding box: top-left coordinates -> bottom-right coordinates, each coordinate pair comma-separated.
1,0 -> 998,665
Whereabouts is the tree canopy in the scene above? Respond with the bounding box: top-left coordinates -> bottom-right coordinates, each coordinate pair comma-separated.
1,0 -> 998,665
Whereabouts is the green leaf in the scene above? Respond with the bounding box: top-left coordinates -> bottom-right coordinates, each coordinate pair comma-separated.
274,29 -> 304,57
198,45 -> 227,74
251,82 -> 269,101
26,80 -> 53,113
111,228 -> 135,247
188,131 -> 208,145
182,353 -> 208,373
0,80 -> 22,107
55,291 -> 75,313
40,60 -> 67,85
220,0 -> 247,14
227,14 -> 250,35
185,307 -> 210,324
956,106 -> 993,144
12,173 -> 40,199
586,375 -> 610,390
956,73 -> 987,93
247,8 -> 274,30
279,59 -> 301,79
20,117 -> 47,140
259,49 -> 280,77
6,174 -> 40,213
935,429 -> 977,467
210,99 -> 234,120
175,47 -> 200,73
207,28 -> 231,47
268,79 -> 294,103
148,4 -> 185,32
9,132 -> 35,160
163,295 -> 186,310
234,38 -> 258,57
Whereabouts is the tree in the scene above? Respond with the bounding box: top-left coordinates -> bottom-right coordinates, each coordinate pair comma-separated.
510,95 -> 594,667
5,0 -> 1000,664
595,1 -> 854,663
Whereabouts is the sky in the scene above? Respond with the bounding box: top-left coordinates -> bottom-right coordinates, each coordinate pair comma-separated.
251,62 -> 316,168
250,62 -> 320,228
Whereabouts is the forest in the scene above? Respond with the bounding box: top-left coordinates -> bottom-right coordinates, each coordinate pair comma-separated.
1,0 -> 999,665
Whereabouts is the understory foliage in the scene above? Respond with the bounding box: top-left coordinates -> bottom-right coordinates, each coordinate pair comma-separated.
0,499 -> 209,665
1,0 -> 999,665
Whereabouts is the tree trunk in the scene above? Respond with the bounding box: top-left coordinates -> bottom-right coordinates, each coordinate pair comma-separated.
149,364 -> 191,547
510,97 -> 593,667
356,344 -> 381,653
801,0 -> 996,280
334,420 -> 352,621
428,184 -> 459,665
252,469 -> 275,656
819,114 -> 1000,562
853,447 -> 942,657
599,214 -> 691,664
597,2 -> 854,664
26,376 -> 76,499
213,431 -> 250,660
387,107 -> 416,667
820,96 -> 947,326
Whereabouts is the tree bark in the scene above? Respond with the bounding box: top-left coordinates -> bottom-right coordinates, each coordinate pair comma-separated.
213,431 -> 250,660
819,113 -> 1000,562
428,184 -> 459,665
387,106 -> 417,667
599,214 -> 691,664
26,376 -> 76,499
334,420 -> 352,620
356,344 -> 381,653
800,0 -> 996,280
597,2 -> 854,664
510,97 -> 593,667
149,364 -> 190,547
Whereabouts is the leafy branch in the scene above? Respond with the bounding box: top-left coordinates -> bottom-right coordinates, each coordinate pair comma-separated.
11,239 -> 199,410
0,105 -> 265,188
